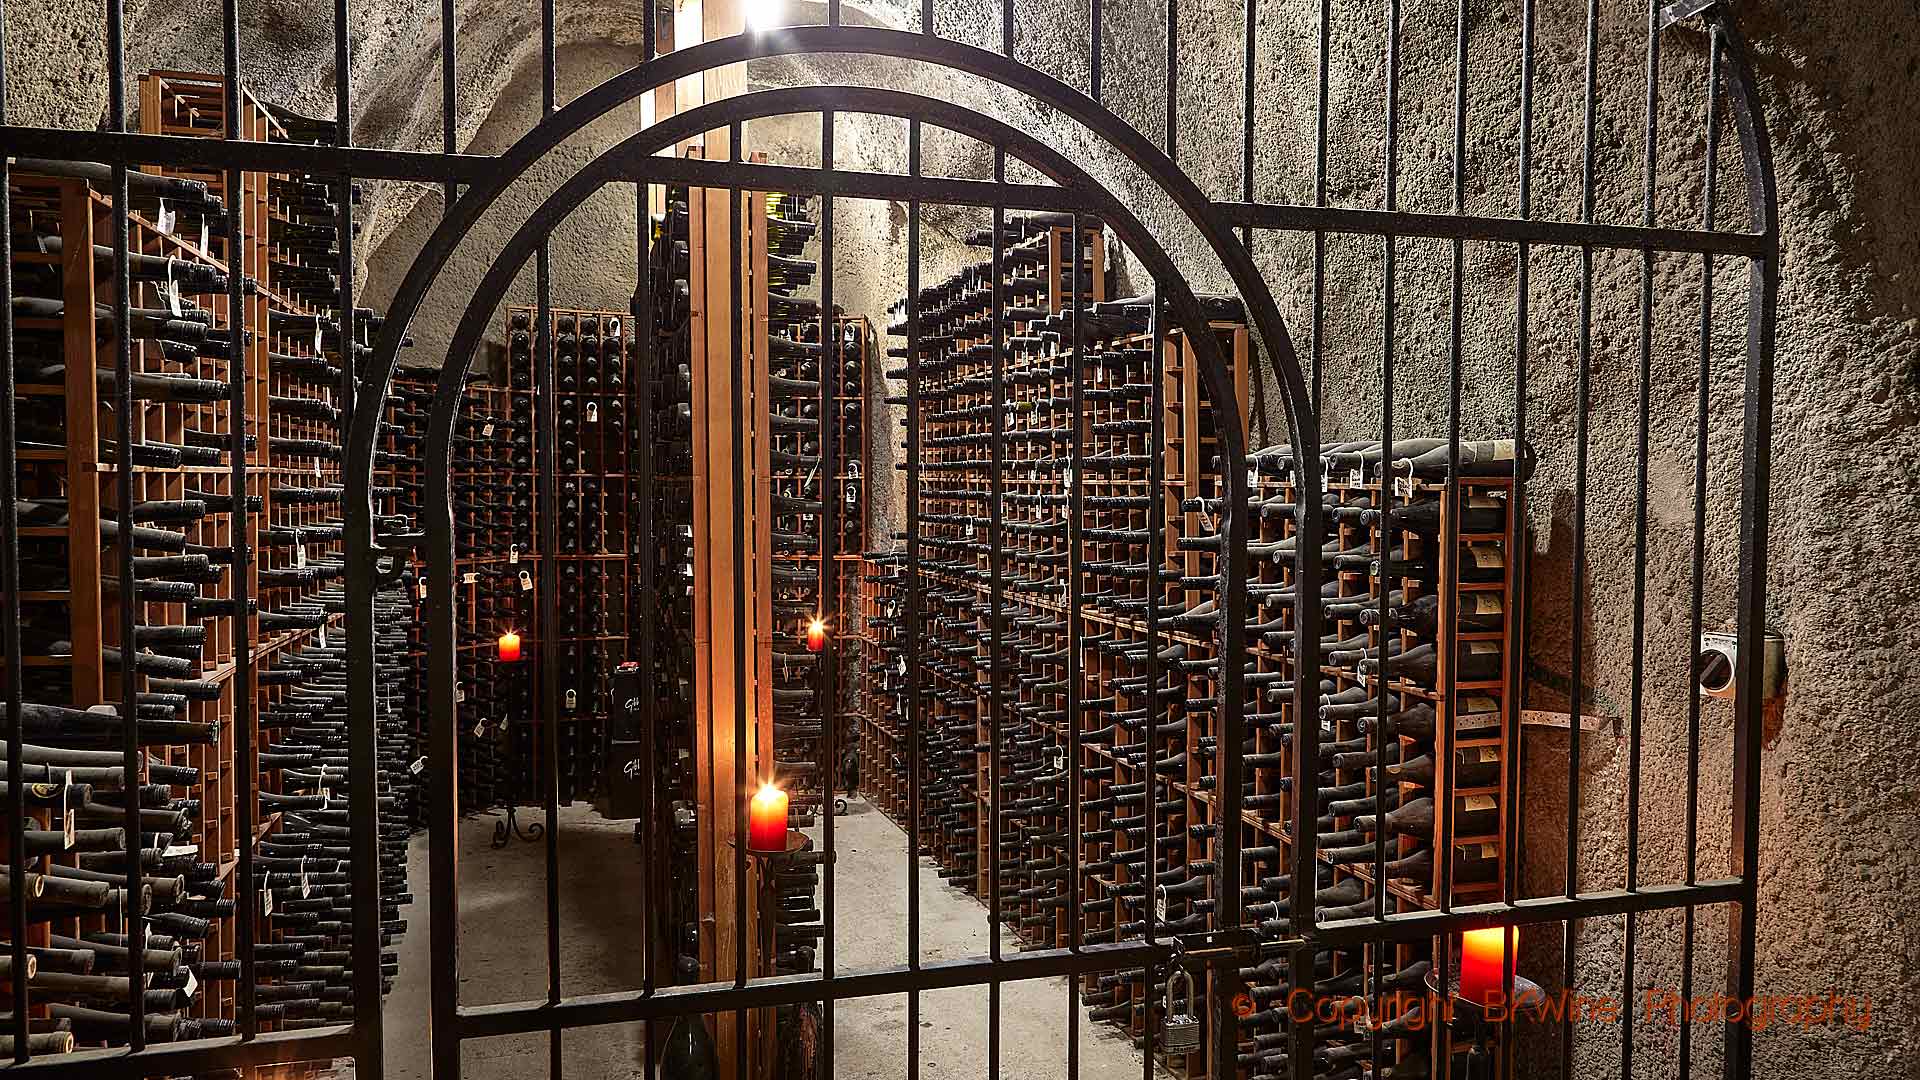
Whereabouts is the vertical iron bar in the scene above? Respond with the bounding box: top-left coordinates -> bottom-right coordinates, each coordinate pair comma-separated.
1565,2 -> 1602,1074
819,108 -> 840,1080
0,2 -> 27,1059
1310,0 -> 1329,412
104,0 -> 146,1048
1239,0 -> 1253,248
987,154 -> 1008,1080
443,0 -> 457,206
1369,5 -> 1402,1072
1089,0 -> 1101,102
904,116 -> 924,1080
1164,0 -> 1177,161
1435,2 -> 1470,1062
222,0 -> 257,1039
1678,34 -> 1721,1080
729,127 -> 750,1080
635,177 -> 658,1022
1622,5 -> 1663,1076
1500,0 -> 1538,1061
1716,17 -> 1775,1078
1140,289 -> 1164,1080
1064,214 -> 1084,1080
538,9 -> 563,1078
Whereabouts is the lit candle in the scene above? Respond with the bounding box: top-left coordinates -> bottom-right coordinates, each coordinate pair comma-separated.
1460,926 -> 1514,1006
804,617 -> 828,654
748,782 -> 789,854
498,630 -> 522,662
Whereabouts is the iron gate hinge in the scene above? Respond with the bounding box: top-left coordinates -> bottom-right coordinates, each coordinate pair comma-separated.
1171,927 -> 1307,966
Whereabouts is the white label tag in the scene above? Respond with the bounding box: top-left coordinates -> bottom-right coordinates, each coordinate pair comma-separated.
419,577 -> 430,599
318,625 -> 329,649
183,966 -> 199,1000
263,887 -> 275,917
454,687 -> 467,704
313,322 -> 323,355
481,422 -> 494,438
198,219 -> 209,253
157,199 -> 176,235
165,259 -> 183,316
472,718 -> 485,738
1465,794 -> 1497,811
300,856 -> 312,898
519,570 -> 533,592
509,546 -> 519,564
61,770 -> 74,849
1348,467 -> 1364,487
409,757 -> 426,775
163,843 -> 199,858
586,401 -> 598,423
462,571 -> 477,585
295,544 -> 308,568
1155,887 -> 1168,921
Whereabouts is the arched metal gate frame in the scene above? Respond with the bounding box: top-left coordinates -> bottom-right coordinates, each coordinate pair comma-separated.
0,1 -> 1778,1078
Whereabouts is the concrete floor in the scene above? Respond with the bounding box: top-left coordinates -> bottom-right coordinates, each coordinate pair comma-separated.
374,797 -> 1159,1080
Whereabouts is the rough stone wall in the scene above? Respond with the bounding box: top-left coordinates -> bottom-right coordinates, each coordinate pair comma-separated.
6,0 -> 1918,1076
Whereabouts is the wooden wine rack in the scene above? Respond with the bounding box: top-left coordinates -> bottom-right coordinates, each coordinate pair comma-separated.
870,210 -> 1528,1080
0,68 -> 418,1067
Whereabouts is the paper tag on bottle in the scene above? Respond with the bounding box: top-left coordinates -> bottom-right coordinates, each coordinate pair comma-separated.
62,771 -> 74,849
1155,888 -> 1168,921
509,545 -> 519,564
419,577 -> 430,599
300,856 -> 312,898
165,258 -> 183,315
1464,794 -> 1497,812
519,570 -> 533,592
409,757 -> 426,775
263,887 -> 275,916
462,571 -> 477,585
183,965 -> 199,1000
316,765 -> 330,800
586,401 -> 598,423
454,686 -> 466,704
295,544 -> 308,568
1473,594 -> 1502,614
163,843 -> 199,858
481,423 -> 494,438
157,199 -> 176,235
318,625 -> 329,649
315,457 -> 324,479
473,718 -> 485,739
313,322 -> 324,355
199,219 -> 209,253
1348,467 -> 1364,487
1468,641 -> 1499,656
1475,746 -> 1501,763
1470,547 -> 1504,569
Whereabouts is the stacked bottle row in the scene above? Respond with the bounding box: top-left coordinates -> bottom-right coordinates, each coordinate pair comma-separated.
855,555 -> 907,827
872,211 -> 1108,912
626,187 -> 701,987
0,102 -> 416,1059
388,375 -> 531,818
508,305 -> 640,803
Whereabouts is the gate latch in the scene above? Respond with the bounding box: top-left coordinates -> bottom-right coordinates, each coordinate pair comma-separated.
1171,927 -> 1306,966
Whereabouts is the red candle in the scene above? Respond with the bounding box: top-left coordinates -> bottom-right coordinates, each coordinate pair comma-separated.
804,617 -> 828,654
1460,927 -> 1514,1006
498,630 -> 522,662
748,782 -> 789,854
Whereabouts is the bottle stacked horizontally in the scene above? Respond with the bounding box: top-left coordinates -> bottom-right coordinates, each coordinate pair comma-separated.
0,71 -> 419,1060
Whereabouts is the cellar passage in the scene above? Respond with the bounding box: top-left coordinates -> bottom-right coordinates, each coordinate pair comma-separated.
0,2 -> 1784,1080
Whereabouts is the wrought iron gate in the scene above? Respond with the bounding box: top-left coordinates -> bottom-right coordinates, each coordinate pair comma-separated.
0,0 -> 1777,1077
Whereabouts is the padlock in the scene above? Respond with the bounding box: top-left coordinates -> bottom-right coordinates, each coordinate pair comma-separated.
1162,968 -> 1201,1053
